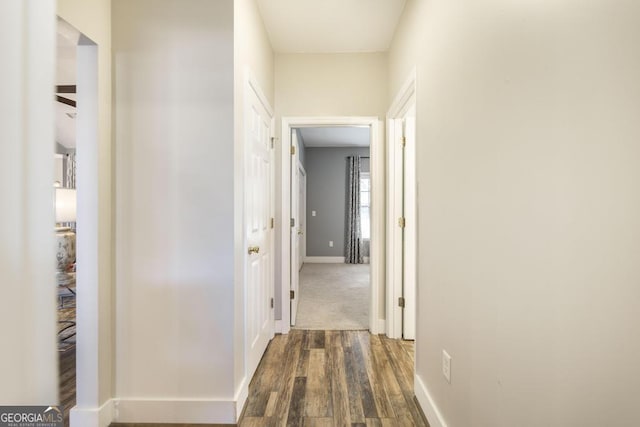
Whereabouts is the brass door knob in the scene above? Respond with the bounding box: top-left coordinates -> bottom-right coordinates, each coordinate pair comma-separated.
248,246 -> 260,255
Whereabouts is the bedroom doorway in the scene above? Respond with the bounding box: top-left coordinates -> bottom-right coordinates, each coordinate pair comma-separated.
280,117 -> 383,335
291,126 -> 370,330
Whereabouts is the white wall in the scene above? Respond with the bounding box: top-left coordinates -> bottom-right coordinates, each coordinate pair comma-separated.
274,52 -> 388,321
233,0 -> 274,400
0,0 -> 57,405
389,1 -> 640,426
275,53 -> 388,118
113,0 -> 237,422
57,1 -> 114,420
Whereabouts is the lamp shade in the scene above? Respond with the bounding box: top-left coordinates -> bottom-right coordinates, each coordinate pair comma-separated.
55,188 -> 77,223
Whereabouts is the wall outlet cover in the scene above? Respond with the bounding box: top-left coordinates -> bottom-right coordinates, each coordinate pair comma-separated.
329,241 -> 334,247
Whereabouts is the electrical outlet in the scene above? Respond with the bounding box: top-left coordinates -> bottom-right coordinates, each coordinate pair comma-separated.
329,241 -> 334,247
312,210 -> 317,217
442,350 -> 451,383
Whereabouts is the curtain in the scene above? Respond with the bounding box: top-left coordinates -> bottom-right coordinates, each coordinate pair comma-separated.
345,155 -> 363,264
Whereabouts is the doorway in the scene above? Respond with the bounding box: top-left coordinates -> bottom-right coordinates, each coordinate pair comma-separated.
291,127 -> 370,329
280,117 -> 383,335
56,17 -> 101,427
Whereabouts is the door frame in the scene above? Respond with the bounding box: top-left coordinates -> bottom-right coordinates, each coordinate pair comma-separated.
280,116 -> 383,335
53,17 -> 106,426
386,69 -> 417,339
289,130 -> 301,326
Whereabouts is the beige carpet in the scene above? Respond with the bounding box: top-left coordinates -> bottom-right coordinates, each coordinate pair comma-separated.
293,263 -> 370,330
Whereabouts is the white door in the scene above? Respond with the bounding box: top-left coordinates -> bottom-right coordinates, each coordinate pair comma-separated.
246,80 -> 274,378
298,167 -> 306,270
290,130 -> 300,325
402,108 -> 417,340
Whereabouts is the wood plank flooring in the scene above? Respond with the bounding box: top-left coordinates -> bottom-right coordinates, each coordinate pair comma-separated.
59,346 -> 76,427
239,330 -> 429,427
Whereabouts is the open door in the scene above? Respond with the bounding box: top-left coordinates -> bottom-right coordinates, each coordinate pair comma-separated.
402,109 -> 417,340
388,90 -> 417,340
290,129 -> 301,326
298,166 -> 306,270
245,77 -> 275,378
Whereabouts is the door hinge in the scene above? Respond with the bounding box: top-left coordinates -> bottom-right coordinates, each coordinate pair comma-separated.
270,137 -> 275,149
290,218 -> 295,227
270,298 -> 274,308
291,145 -> 296,155
290,290 -> 295,300
398,217 -> 406,228
270,217 -> 275,229
398,297 -> 405,308
401,136 -> 406,147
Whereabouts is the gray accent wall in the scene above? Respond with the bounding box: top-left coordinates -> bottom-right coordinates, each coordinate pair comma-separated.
305,147 -> 370,257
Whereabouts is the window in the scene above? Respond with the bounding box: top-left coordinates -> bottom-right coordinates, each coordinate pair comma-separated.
360,172 -> 370,239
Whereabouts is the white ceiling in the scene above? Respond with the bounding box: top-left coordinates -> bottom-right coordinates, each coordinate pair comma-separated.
297,127 -> 370,148
256,0 -> 407,53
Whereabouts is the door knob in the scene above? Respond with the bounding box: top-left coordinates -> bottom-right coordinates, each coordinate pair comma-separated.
248,246 -> 260,255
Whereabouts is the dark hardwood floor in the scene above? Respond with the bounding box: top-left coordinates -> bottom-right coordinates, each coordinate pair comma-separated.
59,345 -> 76,427
239,330 -> 429,427
58,294 -> 76,427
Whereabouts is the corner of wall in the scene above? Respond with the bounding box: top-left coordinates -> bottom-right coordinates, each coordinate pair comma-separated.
414,374 -> 447,427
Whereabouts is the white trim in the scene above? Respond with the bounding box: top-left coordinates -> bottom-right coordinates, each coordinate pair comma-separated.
378,319 -> 386,333
415,374 -> 448,427
275,319 -> 284,334
234,376 -> 249,421
113,399 -> 236,424
388,68 -> 417,118
304,256 -> 346,263
75,36 -> 103,410
70,399 -> 115,427
363,256 -> 370,264
281,116 -> 383,335
280,123 -> 292,335
386,70 -> 417,339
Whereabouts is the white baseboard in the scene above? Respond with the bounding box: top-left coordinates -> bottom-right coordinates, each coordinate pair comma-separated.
113,398 -> 236,424
414,374 -> 448,427
304,256 -> 345,263
377,319 -> 386,334
364,256 -> 370,263
234,377 -> 249,421
275,319 -> 283,333
69,398 -> 114,427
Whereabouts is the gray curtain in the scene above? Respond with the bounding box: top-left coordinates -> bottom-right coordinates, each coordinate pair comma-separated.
345,156 -> 363,264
